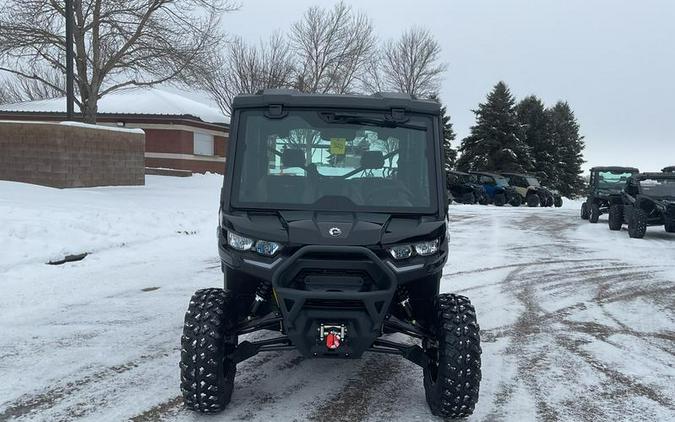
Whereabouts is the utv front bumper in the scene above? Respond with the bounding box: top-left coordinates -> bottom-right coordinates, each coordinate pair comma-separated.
271,245 -> 397,358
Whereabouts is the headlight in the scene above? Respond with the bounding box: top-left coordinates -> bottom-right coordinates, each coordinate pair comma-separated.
388,245 -> 413,260
255,240 -> 281,256
413,239 -> 439,256
226,231 -> 282,257
227,231 -> 255,251
388,238 -> 440,260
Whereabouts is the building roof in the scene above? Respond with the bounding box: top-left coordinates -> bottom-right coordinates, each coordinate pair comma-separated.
0,88 -> 228,124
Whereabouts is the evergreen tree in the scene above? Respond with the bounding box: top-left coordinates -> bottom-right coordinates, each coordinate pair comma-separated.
547,101 -> 585,197
435,97 -> 457,171
456,81 -> 531,172
516,95 -> 557,186
441,104 -> 457,170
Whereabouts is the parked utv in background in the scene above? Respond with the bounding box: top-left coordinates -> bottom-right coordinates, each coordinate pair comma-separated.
447,170 -> 488,204
469,171 -> 521,206
581,166 -> 639,223
608,172 -> 675,238
500,172 -> 562,207
663,166 -> 675,173
180,90 -> 482,418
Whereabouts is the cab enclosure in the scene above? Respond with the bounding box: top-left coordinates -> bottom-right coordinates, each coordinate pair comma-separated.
608,172 -> 675,238
581,166 -> 639,222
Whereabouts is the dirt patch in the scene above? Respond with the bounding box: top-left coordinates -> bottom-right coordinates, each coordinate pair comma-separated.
308,354 -> 404,422
129,396 -> 184,422
47,253 -> 88,265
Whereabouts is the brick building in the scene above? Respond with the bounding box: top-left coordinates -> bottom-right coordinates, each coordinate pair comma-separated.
0,88 -> 229,174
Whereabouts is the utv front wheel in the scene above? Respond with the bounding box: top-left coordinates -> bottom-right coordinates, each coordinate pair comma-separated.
608,205 -> 623,231
493,193 -> 506,207
666,222 -> 675,233
423,294 -> 481,418
580,203 -> 590,220
462,192 -> 476,204
526,194 -> 540,207
554,196 -> 563,208
628,209 -> 647,238
546,196 -> 555,207
589,204 -> 600,223
509,195 -> 522,207
180,288 -> 238,413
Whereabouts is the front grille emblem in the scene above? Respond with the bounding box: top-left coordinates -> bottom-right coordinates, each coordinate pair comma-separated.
328,227 -> 342,237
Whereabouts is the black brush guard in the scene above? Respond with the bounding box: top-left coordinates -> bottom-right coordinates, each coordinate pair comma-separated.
272,245 -> 396,358
231,245 -> 432,367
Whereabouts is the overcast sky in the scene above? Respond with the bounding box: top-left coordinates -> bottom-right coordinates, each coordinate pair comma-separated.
222,0 -> 674,173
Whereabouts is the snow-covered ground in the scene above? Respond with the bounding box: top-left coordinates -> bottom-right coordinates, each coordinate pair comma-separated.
0,175 -> 673,422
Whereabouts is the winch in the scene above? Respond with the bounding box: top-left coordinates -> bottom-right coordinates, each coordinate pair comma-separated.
319,323 -> 346,350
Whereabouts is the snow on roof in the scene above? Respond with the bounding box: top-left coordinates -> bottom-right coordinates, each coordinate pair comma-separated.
0,87 -> 227,124
0,120 -> 144,134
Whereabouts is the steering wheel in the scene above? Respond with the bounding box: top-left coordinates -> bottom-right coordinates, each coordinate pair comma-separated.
366,184 -> 415,206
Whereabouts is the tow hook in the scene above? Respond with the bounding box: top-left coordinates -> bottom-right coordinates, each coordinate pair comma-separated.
319,324 -> 346,350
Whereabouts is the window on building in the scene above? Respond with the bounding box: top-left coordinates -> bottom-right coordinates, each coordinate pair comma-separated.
194,132 -> 214,155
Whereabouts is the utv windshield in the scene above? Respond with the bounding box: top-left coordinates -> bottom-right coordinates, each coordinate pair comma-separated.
638,177 -> 675,198
525,177 -> 541,187
231,109 -> 437,212
596,171 -> 633,191
494,176 -> 510,187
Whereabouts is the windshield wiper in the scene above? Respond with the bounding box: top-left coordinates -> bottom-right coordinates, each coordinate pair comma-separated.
319,112 -> 425,130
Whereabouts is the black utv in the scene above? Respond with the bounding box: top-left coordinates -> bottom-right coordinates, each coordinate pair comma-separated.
581,166 -> 639,223
608,172 -> 675,238
500,172 -> 563,207
180,90 -> 481,418
447,170 -> 488,204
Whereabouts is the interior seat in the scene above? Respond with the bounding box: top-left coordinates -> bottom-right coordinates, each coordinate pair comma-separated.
264,149 -> 313,204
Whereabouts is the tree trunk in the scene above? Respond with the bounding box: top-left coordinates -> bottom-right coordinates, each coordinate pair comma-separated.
81,96 -> 98,124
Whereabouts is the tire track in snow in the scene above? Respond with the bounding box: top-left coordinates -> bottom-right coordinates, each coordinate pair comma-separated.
469,205 -> 671,419
0,348 -> 173,421
307,353 -> 407,422
478,215 -> 675,421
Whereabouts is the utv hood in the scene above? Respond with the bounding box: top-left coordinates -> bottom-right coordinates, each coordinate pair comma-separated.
223,211 -> 445,246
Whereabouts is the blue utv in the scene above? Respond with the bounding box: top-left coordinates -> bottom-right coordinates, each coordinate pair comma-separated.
469,171 -> 521,206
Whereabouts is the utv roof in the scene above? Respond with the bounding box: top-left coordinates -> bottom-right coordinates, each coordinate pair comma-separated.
468,171 -> 504,178
500,172 -> 535,177
589,166 -> 640,173
448,170 -> 470,176
662,166 -> 675,173
231,89 -> 441,115
634,172 -> 675,180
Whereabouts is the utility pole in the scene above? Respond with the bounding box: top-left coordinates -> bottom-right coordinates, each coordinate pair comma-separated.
65,0 -> 74,120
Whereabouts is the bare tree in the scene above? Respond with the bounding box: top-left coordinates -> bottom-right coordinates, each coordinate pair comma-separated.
0,71 -> 66,104
194,32 -> 295,116
0,0 -> 237,122
290,1 -> 375,94
0,81 -> 16,104
358,54 -> 386,94
380,27 -> 447,98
